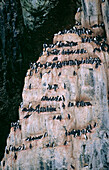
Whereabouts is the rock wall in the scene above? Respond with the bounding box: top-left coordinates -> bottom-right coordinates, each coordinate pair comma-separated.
75,0 -> 109,42
0,0 -> 109,169
20,0 -> 81,30
101,0 -> 109,43
20,0 -> 59,30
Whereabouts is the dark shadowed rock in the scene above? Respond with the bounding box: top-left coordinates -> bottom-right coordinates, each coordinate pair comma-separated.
20,0 -> 59,30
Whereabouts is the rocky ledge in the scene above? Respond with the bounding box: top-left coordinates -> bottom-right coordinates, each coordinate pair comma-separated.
0,0 -> 109,169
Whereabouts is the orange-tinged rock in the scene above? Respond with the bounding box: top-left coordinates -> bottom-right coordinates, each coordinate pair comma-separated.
0,1 -> 109,169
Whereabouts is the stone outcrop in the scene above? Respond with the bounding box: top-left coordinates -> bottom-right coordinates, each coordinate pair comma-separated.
20,0 -> 59,30
75,0 -> 109,42
0,0 -> 109,169
101,0 -> 109,43
20,0 -> 81,30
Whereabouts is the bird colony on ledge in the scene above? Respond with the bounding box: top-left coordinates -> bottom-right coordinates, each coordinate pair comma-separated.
0,0 -> 109,169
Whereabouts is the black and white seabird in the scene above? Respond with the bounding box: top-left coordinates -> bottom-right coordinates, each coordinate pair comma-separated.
73,71 -> 76,76
64,83 -> 66,89
62,95 -> 65,101
59,97 -> 62,101
29,143 -> 32,149
29,83 -> 31,89
46,144 -> 49,147
56,115 -> 60,120
84,134 -> 88,140
94,122 -> 97,128
59,115 -> 62,121
53,57 -> 58,61
77,130 -> 81,136
53,116 -> 56,120
71,164 -> 75,169
62,103 -> 65,109
105,133 -> 108,138
6,149 -> 9,154
24,114 -> 31,119
68,114 -> 70,119
40,73 -> 42,78
3,161 -> 5,167
44,132 -> 48,138
14,153 -> 17,160
64,141 -> 67,145
58,72 -> 61,76
22,144 -> 26,150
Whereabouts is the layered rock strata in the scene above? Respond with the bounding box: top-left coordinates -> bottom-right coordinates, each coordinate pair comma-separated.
0,1 -> 109,170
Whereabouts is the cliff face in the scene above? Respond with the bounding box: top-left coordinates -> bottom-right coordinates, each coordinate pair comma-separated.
0,0 -> 109,170
20,0 -> 80,30
20,0 -> 59,30
76,0 -> 109,42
